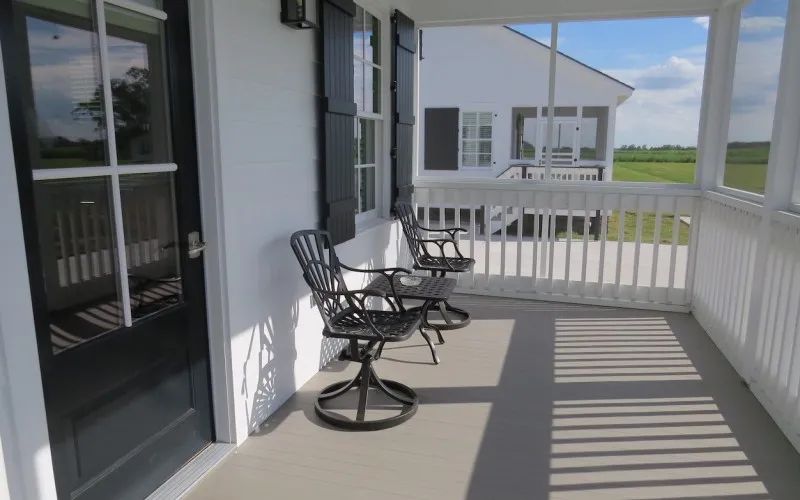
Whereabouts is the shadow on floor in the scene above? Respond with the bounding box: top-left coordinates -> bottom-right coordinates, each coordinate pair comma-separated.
188,296 -> 800,500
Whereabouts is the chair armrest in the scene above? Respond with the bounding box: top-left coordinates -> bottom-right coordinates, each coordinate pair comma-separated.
418,225 -> 467,240
339,262 -> 412,278
415,237 -> 466,265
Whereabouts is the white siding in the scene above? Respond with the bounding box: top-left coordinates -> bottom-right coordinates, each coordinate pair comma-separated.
193,0 -> 408,444
419,25 -> 632,178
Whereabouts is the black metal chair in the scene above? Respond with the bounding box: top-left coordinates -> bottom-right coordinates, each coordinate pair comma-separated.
395,202 -> 474,330
291,229 -> 430,430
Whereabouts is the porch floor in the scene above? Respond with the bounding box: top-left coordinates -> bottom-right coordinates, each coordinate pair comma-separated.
186,296 -> 800,500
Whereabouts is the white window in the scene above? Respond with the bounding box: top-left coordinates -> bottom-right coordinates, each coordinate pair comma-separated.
461,111 -> 493,168
353,5 -> 382,219
722,0 -> 787,195
353,5 -> 381,115
354,118 -> 377,215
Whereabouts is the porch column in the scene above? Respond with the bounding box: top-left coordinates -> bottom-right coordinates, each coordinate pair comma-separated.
742,0 -> 800,381
696,3 -> 741,189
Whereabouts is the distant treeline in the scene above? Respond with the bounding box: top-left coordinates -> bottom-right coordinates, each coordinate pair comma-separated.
616,145 -> 697,151
614,142 -> 769,164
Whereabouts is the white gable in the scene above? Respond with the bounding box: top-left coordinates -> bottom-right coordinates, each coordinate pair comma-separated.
420,25 -> 633,108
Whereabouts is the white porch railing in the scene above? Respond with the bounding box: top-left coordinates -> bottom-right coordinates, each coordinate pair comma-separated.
694,191 -> 800,451
414,179 -> 701,311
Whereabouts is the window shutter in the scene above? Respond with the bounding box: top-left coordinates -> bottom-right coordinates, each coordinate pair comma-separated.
391,9 -> 416,209
320,0 -> 357,245
424,108 -> 459,171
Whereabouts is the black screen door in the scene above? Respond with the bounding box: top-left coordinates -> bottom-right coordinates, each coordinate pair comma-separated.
0,1 -> 214,498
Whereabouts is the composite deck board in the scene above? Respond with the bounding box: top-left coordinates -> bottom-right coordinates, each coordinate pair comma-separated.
187,296 -> 800,500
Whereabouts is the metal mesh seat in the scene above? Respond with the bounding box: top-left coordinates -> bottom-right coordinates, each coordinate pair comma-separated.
330,309 -> 420,342
417,255 -> 474,273
290,229 -> 422,430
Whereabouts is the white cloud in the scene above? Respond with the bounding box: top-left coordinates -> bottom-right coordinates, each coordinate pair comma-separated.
741,16 -> 785,34
605,56 -> 706,147
693,17 -> 710,30
727,35 -> 784,142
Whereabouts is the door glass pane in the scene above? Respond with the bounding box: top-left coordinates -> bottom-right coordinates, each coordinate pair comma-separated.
555,122 -> 576,155
105,4 -> 172,165
723,0 -> 788,195
120,173 -> 182,320
511,107 -> 537,160
34,178 -> 122,354
580,107 -> 608,161
18,0 -> 108,169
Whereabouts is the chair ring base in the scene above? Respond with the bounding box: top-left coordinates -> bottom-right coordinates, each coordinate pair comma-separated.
315,378 -> 418,431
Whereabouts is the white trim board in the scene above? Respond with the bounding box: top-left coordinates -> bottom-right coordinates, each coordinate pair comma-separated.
0,40 -> 58,500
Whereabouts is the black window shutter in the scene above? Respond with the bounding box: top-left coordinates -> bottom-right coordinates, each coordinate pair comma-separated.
391,9 -> 416,210
320,0 -> 357,245
424,108 -> 459,171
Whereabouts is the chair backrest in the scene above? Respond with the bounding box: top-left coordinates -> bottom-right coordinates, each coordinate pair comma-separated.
290,230 -> 349,330
395,202 -> 426,264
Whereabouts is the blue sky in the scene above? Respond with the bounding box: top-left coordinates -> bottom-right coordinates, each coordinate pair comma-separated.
509,2 -> 788,147
511,17 -> 711,147
513,18 -> 709,72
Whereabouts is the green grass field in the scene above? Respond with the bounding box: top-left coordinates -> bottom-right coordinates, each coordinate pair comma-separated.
613,143 -> 768,193
613,161 -> 696,183
603,143 -> 768,243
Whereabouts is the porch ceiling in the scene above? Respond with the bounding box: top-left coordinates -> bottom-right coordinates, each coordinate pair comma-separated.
407,0 -> 727,26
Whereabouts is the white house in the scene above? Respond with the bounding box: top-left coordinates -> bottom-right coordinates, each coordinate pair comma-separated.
419,25 -> 634,181
1,0 -> 800,499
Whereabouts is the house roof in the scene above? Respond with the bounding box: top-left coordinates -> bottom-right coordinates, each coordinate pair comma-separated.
503,26 -> 635,92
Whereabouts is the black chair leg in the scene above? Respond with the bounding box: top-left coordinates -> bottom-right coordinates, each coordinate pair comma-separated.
419,326 -> 440,364
315,354 -> 418,431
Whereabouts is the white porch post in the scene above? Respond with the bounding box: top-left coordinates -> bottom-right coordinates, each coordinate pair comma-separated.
742,0 -> 800,382
605,103 -> 617,181
696,3 -> 741,190
544,22 -> 558,182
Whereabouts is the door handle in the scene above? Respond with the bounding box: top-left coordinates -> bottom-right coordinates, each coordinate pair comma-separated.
187,231 -> 207,259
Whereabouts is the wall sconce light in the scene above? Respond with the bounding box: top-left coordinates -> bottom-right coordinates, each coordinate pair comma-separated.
281,0 -> 317,29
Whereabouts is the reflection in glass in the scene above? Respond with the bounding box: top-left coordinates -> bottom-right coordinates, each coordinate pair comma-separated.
120,173 -> 182,320
359,118 -> 375,164
353,6 -> 364,59
34,178 -> 121,353
21,1 -> 107,169
364,12 -> 380,64
354,61 -> 364,112
363,65 -> 381,114
359,167 -> 376,212
724,0 -> 787,194
106,5 -> 171,165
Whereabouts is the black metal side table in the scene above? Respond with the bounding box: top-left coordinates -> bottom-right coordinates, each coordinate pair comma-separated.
365,275 -> 469,364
